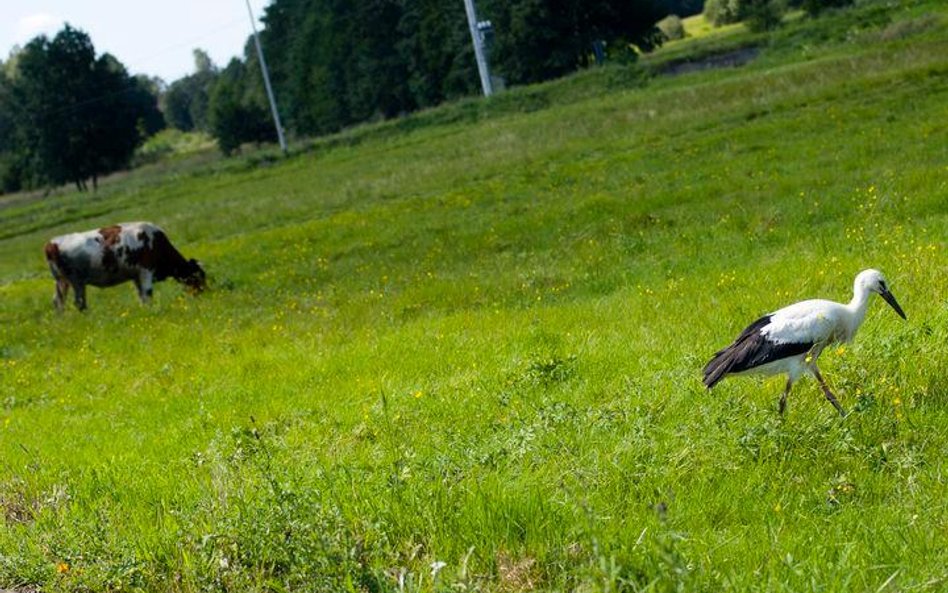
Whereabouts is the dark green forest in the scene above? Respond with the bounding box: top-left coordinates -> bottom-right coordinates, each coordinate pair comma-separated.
0,26 -> 162,193
0,0 -> 842,192
194,0 -> 673,152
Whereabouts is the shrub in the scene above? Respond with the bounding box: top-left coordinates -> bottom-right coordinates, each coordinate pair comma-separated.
657,15 -> 687,41
803,0 -> 854,17
703,0 -> 742,26
740,0 -> 788,31
0,154 -> 24,194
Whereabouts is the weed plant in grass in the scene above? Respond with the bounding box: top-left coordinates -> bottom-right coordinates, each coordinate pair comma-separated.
1,1 -> 947,591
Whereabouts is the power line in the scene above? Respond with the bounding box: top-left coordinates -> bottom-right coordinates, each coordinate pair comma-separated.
6,76 -> 153,121
121,17 -> 246,78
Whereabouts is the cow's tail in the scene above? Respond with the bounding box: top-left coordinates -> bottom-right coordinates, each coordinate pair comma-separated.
44,242 -> 64,279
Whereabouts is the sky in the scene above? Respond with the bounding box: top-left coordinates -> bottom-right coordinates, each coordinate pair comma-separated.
1,0 -> 272,83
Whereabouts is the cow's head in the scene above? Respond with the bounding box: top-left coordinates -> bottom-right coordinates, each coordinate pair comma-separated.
179,258 -> 207,293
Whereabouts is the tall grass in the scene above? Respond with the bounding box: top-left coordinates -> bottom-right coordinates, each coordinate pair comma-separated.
1,1 -> 946,591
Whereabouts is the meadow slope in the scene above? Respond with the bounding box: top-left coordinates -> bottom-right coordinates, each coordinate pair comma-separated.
1,2 -> 947,591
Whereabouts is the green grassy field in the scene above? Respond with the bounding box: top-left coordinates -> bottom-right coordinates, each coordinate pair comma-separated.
1,1 -> 947,591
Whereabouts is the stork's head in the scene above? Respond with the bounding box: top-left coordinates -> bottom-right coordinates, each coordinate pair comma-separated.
856,269 -> 906,320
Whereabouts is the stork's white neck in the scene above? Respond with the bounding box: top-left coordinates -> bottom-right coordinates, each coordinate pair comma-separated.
845,282 -> 873,339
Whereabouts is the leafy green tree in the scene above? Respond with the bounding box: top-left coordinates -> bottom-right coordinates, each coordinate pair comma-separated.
208,57 -> 275,155
739,0 -> 786,31
657,14 -> 686,41
802,0 -> 853,16
261,0 -> 352,135
347,0 -> 412,121
87,57 -> 166,181
395,0 -> 477,108
0,67 -> 28,193
163,81 -> 196,131
9,25 -> 163,190
482,0 -> 666,85
703,0 -> 742,25
15,26 -> 96,189
704,0 -> 786,29
162,50 -> 217,132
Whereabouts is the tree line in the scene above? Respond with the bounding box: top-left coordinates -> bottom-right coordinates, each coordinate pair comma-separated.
703,0 -> 852,32
0,0 -> 850,193
0,26 -> 163,193
1,0 -> 684,190
175,0 -> 677,154
163,0 -> 852,153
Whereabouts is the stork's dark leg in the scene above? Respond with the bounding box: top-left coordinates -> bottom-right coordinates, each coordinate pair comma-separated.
811,365 -> 846,417
779,377 -> 793,415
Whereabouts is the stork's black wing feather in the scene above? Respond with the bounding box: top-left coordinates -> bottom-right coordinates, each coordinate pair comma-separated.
703,314 -> 812,389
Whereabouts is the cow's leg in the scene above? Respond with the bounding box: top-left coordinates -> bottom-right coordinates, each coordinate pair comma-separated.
52,279 -> 70,313
136,270 -> 154,304
73,283 -> 88,311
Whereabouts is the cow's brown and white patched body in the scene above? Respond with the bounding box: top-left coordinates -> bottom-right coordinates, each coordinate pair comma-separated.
44,222 -> 205,311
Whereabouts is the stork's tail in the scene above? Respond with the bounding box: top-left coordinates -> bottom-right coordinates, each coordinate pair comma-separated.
702,347 -> 735,389
703,314 -> 777,390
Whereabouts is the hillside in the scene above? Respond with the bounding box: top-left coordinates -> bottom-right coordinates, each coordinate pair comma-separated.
1,2 -> 947,591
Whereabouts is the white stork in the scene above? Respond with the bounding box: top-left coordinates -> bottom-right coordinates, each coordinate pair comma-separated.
703,269 -> 906,416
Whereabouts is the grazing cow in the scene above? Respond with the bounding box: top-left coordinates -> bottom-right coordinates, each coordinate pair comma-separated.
44,222 -> 206,311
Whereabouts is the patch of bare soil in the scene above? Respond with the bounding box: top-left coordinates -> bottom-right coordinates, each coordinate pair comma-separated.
661,46 -> 760,76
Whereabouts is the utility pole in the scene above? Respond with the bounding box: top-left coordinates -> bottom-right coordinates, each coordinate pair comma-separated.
463,0 -> 493,97
245,0 -> 287,154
